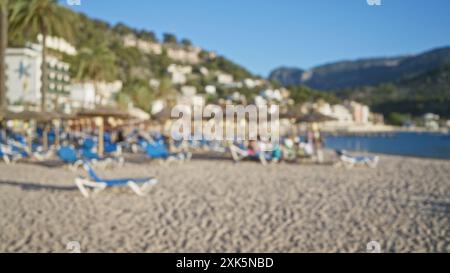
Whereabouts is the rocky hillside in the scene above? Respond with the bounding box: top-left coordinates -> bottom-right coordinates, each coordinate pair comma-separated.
269,46 -> 450,91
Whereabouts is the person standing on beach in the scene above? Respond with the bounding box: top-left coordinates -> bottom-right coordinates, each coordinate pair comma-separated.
312,123 -> 325,163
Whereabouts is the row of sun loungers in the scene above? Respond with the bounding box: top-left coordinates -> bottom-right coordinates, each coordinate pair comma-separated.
1,131 -> 381,197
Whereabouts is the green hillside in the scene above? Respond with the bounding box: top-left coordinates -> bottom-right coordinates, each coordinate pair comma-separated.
336,63 -> 450,121
8,4 -> 263,112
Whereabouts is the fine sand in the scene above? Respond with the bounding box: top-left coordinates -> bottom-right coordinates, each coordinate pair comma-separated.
0,153 -> 449,253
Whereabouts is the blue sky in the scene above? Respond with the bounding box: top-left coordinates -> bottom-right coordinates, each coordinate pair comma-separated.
61,0 -> 450,77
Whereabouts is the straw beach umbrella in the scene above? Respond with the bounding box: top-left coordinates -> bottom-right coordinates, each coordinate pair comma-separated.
3,110 -> 66,150
77,107 -> 131,157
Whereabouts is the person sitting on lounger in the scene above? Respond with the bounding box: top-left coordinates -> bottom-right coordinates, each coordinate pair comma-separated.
229,138 -> 275,165
229,140 -> 250,162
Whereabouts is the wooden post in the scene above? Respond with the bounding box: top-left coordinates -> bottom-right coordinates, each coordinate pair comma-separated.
26,121 -> 32,154
43,123 -> 49,151
97,117 -> 104,157
54,120 -> 60,147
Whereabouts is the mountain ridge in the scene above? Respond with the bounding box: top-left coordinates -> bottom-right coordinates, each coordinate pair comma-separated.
269,46 -> 450,91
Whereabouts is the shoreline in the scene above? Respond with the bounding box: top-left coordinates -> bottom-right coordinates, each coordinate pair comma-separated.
321,125 -> 449,135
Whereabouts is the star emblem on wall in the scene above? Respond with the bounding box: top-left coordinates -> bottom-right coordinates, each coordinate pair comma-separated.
16,61 -> 31,80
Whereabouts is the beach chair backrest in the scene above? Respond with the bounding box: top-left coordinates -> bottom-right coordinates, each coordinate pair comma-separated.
58,146 -> 78,164
146,142 -> 169,159
104,142 -> 118,154
138,139 -> 148,149
82,162 -> 103,182
83,138 -> 96,150
11,143 -> 28,157
81,148 -> 100,160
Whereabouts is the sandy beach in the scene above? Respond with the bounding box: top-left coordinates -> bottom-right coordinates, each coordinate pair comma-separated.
0,152 -> 449,253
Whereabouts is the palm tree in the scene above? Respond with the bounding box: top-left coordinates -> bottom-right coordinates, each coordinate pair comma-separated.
74,46 -> 117,105
9,0 -> 72,112
0,0 -> 8,113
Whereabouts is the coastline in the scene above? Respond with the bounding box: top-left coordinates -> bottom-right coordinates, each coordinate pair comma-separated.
321,124 -> 449,135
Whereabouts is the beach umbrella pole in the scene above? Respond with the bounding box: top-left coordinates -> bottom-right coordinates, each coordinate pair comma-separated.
26,121 -> 33,154
96,117 -> 104,157
43,123 -> 49,151
54,120 -> 60,147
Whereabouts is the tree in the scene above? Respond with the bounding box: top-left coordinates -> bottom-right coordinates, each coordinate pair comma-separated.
113,23 -> 135,36
9,0 -> 72,111
138,30 -> 157,43
115,92 -> 132,110
180,38 -> 192,47
163,33 -> 177,44
74,46 -> 117,105
0,0 -> 8,112
119,79 -> 156,112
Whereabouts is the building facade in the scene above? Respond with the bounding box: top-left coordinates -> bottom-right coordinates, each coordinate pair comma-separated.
5,44 -> 71,109
5,47 -> 42,105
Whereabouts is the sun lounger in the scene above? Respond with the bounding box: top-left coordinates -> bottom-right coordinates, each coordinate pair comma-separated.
5,137 -> 55,162
0,143 -> 24,164
145,140 -> 191,162
58,145 -> 123,170
57,145 -> 84,169
80,138 -> 124,167
0,145 -> 12,164
74,162 -> 158,198
335,150 -> 379,169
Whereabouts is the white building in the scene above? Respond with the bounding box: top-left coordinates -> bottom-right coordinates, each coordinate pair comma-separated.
345,101 -> 370,124
316,102 -> 354,126
244,78 -> 264,89
331,105 -> 354,123
69,81 -> 123,109
260,89 -> 283,102
254,95 -> 267,106
423,113 -> 440,130
181,86 -> 197,97
123,34 -> 162,55
5,47 -> 42,105
217,73 -> 234,85
5,44 -> 71,107
37,34 -> 77,56
199,67 -> 209,76
167,64 -> 192,85
166,46 -> 201,64
70,83 -> 96,109
177,86 -> 205,107
205,85 -> 217,95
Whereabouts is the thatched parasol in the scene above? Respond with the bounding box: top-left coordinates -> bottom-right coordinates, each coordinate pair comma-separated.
76,107 -> 131,119
76,107 -> 131,157
1,110 -> 61,122
152,107 -> 173,123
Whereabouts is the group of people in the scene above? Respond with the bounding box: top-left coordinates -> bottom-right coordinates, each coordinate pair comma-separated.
228,129 -> 325,165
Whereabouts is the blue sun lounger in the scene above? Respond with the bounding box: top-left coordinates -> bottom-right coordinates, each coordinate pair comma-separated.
336,150 -> 379,169
57,145 -> 84,169
58,145 -> 123,170
0,145 -> 11,164
74,162 -> 158,198
0,143 -> 25,164
145,140 -> 191,162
